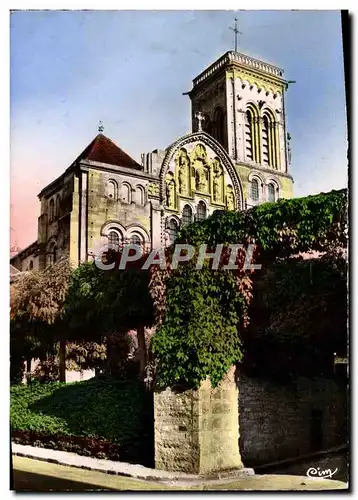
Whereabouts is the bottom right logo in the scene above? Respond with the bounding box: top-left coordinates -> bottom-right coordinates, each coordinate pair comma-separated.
306,467 -> 338,479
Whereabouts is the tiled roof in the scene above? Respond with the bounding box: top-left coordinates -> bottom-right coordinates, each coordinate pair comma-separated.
75,133 -> 142,170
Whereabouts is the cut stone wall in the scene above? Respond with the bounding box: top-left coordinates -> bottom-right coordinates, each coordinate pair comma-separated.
154,366 -> 243,474
238,373 -> 347,466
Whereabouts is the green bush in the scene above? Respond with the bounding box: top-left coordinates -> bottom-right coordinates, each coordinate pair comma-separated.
10,377 -> 154,463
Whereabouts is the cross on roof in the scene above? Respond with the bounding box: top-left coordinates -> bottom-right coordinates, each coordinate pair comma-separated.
229,17 -> 243,52
98,120 -> 104,133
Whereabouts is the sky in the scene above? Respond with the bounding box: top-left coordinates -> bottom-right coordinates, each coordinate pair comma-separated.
10,10 -> 348,249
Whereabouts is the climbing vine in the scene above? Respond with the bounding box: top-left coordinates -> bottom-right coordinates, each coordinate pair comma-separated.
150,189 -> 347,388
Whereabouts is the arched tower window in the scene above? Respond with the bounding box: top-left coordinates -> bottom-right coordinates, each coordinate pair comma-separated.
202,113 -> 212,136
251,179 -> 260,202
245,104 -> 260,163
108,180 -> 118,200
262,109 -> 278,169
121,183 -> 131,203
212,107 -> 225,147
262,116 -> 270,166
268,183 -> 276,202
167,219 -> 179,244
196,201 -> 207,221
49,199 -> 55,221
182,205 -> 193,226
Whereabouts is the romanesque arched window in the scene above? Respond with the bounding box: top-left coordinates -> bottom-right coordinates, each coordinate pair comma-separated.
108,180 -> 118,200
182,205 -> 193,226
121,183 -> 131,203
202,113 -> 212,136
49,199 -> 55,221
251,179 -> 259,202
53,246 -> 57,263
212,107 -> 225,147
167,219 -> 179,244
48,242 -> 57,265
245,104 -> 260,163
262,109 -> 278,169
108,230 -> 121,250
130,233 -> 143,246
196,201 -> 207,221
268,182 -> 276,202
136,185 -> 145,205
262,115 -> 270,166
56,195 -> 61,217
29,260 -> 34,270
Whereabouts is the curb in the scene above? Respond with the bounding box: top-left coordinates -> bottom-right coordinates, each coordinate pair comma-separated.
12,443 -> 254,483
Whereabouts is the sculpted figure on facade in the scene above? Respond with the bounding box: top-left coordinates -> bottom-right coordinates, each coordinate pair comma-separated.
226,186 -> 235,211
166,178 -> 176,209
212,158 -> 223,202
176,149 -> 190,196
195,160 -> 208,192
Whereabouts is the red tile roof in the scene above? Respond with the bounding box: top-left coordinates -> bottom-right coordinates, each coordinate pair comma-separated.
75,133 -> 142,170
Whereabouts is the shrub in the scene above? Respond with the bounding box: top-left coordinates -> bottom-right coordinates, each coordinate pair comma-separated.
10,378 -> 154,466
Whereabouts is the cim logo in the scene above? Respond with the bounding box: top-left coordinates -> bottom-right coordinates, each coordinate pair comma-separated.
306,467 -> 338,479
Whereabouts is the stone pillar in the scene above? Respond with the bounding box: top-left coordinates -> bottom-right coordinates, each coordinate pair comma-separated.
154,366 -> 243,474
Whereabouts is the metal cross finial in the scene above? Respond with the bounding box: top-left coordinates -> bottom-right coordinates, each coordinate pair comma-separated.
195,111 -> 205,132
98,120 -> 104,133
229,17 -> 242,52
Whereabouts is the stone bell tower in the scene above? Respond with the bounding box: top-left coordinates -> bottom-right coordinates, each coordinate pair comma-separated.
186,50 -> 292,177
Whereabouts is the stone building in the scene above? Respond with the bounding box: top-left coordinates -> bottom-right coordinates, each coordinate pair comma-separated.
11,49 -> 293,271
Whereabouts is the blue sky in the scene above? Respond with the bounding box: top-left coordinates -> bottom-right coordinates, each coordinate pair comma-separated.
10,10 -> 348,248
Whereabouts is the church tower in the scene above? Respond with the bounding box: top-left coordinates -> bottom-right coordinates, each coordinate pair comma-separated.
187,50 -> 294,206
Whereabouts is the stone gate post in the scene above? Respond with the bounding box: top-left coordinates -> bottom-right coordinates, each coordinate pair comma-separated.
154,366 -> 243,474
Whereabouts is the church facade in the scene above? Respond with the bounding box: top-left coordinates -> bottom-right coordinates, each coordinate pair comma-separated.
11,49 -> 294,271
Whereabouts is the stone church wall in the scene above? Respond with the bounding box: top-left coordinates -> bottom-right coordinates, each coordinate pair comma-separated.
239,373 -> 347,467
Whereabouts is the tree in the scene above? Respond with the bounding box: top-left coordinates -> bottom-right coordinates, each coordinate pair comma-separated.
10,258 -> 72,382
64,254 -> 154,380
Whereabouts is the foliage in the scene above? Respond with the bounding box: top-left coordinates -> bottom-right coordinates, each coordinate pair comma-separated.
10,258 -> 73,382
151,247 -> 254,388
150,189 -> 347,388
64,257 -> 154,337
242,253 -> 347,378
177,189 -> 347,261
10,258 -> 72,326
10,378 -> 154,465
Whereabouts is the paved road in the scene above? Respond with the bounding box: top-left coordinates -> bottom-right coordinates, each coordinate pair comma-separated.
12,456 -> 348,492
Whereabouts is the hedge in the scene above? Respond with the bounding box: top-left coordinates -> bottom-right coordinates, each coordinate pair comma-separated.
10,377 -> 154,466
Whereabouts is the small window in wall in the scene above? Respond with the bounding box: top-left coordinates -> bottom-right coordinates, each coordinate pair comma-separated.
121,183 -> 131,203
48,243 -> 57,265
29,260 -> 34,270
251,179 -> 259,202
137,185 -> 145,206
268,183 -> 276,202
108,180 -> 118,200
196,201 -> 207,221
182,205 -> 193,226
56,195 -> 61,217
167,219 -> 179,244
49,199 -> 55,220
310,409 -> 323,452
108,230 -> 121,251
